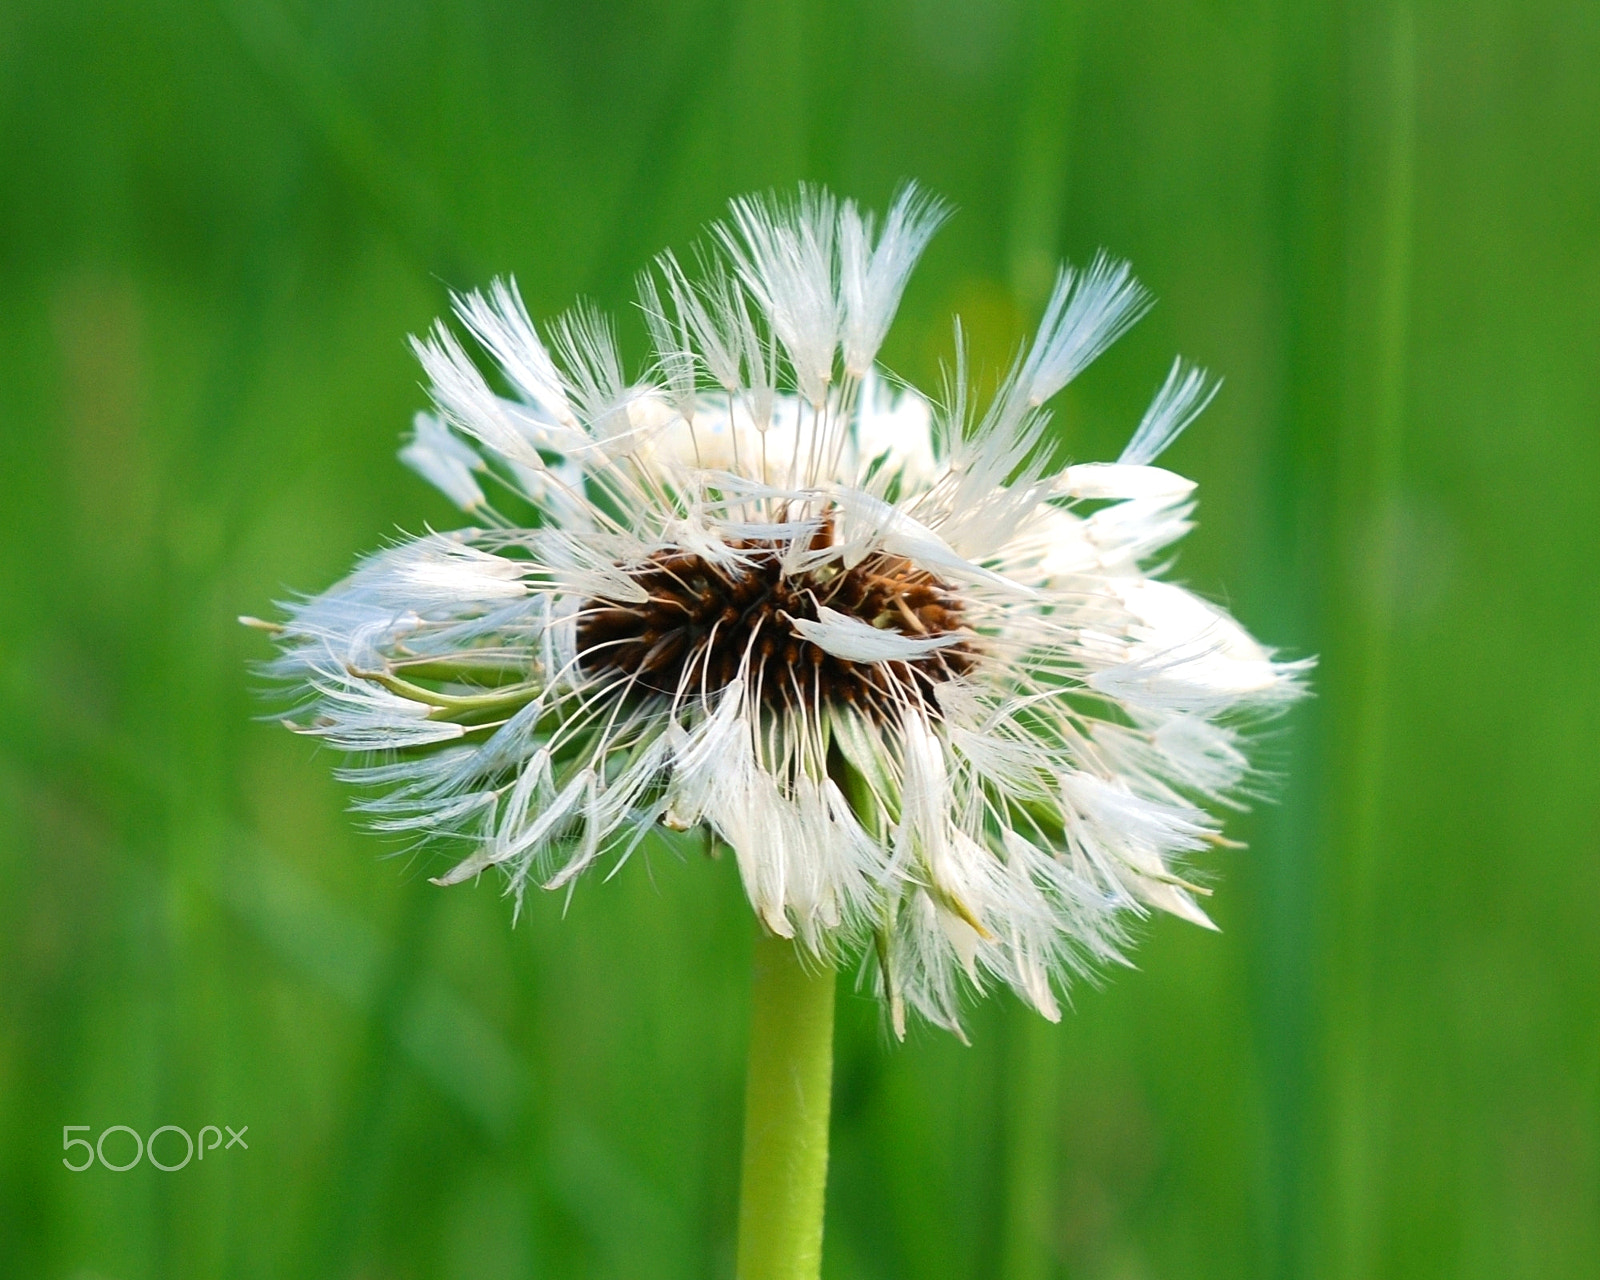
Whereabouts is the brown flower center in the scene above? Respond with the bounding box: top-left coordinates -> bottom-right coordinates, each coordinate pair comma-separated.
576,536 -> 974,716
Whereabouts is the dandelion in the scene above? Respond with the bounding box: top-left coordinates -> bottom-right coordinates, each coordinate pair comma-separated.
249,183 -> 1307,1279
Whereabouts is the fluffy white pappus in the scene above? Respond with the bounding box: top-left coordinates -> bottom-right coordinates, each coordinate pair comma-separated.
641,250 -> 769,405
547,301 -> 630,432
1008,463 -> 1199,577
400,411 -> 487,512
410,323 -> 549,472
1086,579 -> 1313,715
452,278 -> 576,428
839,183 -> 950,378
852,368 -> 940,491
1120,357 -> 1221,467
1020,254 -> 1152,408
636,270 -> 701,425
718,185 -> 842,407
253,183 -> 1310,1038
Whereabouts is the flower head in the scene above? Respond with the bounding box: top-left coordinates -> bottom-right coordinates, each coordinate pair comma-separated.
256,184 -> 1308,1036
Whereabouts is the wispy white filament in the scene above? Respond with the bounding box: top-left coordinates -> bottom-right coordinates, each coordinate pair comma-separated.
718,185 -> 841,407
839,183 -> 950,378
1119,357 -> 1221,466
400,411 -> 485,512
1020,254 -> 1152,407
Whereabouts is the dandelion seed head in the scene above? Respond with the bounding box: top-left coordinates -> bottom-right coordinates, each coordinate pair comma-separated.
253,185 -> 1310,1036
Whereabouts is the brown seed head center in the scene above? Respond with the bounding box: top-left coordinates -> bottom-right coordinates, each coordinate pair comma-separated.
576,536 -> 974,715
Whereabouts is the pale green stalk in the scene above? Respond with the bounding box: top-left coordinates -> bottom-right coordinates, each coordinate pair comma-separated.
999,1011 -> 1062,1280
735,929 -> 837,1280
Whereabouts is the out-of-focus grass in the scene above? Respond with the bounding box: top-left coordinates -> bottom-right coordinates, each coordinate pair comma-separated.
1,2 -> 1596,1278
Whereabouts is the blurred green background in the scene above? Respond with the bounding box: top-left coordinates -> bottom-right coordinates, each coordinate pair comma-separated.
2,1 -> 1596,1277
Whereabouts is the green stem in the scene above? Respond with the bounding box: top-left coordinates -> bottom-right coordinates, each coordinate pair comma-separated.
736,928 -> 837,1280
999,1010 -> 1061,1280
